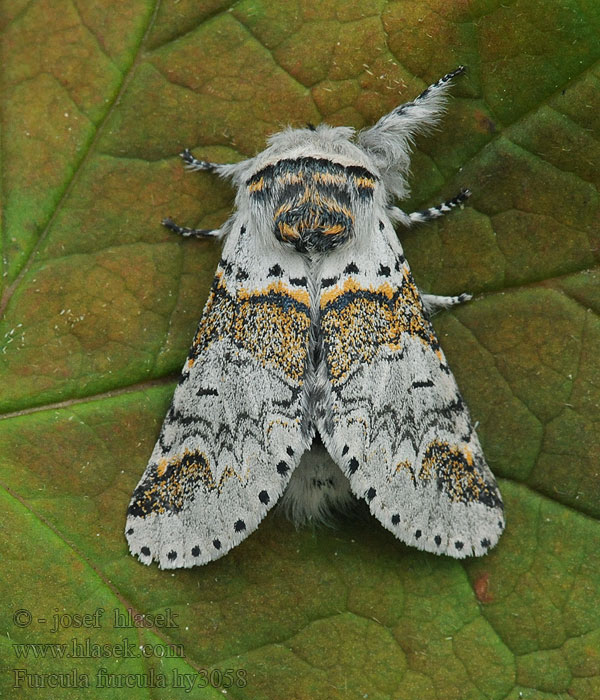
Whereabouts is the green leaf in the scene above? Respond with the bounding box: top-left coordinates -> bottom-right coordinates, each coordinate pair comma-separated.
1,1 -> 599,698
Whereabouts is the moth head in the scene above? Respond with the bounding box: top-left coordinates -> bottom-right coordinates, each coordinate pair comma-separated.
221,71 -> 459,250
242,125 -> 381,253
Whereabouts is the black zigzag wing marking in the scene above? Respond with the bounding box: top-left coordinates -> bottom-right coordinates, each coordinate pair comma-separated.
317,221 -> 504,559
126,226 -> 312,569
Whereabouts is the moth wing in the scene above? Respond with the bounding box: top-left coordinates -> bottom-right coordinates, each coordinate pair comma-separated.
126,221 -> 312,568
316,219 -> 504,558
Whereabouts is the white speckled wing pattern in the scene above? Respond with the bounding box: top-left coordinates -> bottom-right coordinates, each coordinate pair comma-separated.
125,220 -> 313,568
315,220 -> 504,558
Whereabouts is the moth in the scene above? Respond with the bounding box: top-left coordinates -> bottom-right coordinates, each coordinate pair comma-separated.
125,66 -> 504,569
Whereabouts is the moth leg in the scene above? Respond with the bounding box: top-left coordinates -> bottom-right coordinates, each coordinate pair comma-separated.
421,292 -> 472,315
408,188 -> 471,225
162,217 -> 220,238
179,148 -> 219,172
389,188 -> 471,227
164,149 -> 224,237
